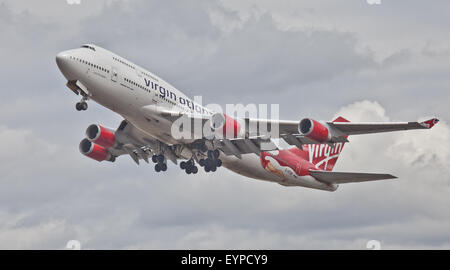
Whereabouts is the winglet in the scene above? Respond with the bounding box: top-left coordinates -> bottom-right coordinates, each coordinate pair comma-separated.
420,118 -> 439,129
332,116 -> 350,123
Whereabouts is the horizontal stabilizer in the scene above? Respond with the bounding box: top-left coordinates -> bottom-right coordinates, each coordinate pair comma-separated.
309,170 -> 397,184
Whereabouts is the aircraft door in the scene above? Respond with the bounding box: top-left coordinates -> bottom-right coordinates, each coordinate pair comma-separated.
111,67 -> 118,82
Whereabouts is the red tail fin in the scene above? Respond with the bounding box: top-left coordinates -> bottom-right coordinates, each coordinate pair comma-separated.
307,116 -> 349,171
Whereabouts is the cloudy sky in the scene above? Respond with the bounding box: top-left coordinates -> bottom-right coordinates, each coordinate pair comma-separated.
0,0 -> 449,249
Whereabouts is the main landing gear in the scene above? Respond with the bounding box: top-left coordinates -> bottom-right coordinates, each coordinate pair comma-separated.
180,149 -> 222,175
152,154 -> 167,172
75,97 -> 88,111
199,150 -> 222,173
180,159 -> 198,175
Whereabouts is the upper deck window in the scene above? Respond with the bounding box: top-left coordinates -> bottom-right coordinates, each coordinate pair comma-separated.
81,45 -> 96,51
112,56 -> 135,70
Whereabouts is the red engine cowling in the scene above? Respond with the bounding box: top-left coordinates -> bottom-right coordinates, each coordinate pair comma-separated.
211,113 -> 241,138
223,114 -> 241,138
299,118 -> 331,143
86,124 -> 116,148
79,139 -> 114,162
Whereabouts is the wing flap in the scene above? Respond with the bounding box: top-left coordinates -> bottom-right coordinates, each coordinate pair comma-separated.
309,170 -> 397,184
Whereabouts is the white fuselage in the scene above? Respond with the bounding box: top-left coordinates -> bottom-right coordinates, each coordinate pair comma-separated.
57,45 -> 212,145
56,44 -> 335,191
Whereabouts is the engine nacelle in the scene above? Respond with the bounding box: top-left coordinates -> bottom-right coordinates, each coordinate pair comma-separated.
86,124 -> 116,148
79,139 -> 114,162
299,118 -> 331,143
210,113 -> 242,138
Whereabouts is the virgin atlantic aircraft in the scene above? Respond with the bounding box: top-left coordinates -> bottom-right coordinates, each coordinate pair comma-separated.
56,44 -> 438,191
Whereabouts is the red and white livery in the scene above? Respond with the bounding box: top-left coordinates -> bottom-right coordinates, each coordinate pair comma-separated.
56,44 -> 438,191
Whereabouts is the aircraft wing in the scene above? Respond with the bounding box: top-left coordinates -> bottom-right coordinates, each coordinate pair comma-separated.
326,118 -> 439,135
243,117 -> 439,146
245,117 -> 439,137
139,104 -> 438,158
141,103 -> 439,138
309,170 -> 397,184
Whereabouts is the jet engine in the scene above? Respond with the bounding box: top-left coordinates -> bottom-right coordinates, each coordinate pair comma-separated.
210,113 -> 242,138
86,124 -> 116,148
79,139 -> 115,162
299,118 -> 331,143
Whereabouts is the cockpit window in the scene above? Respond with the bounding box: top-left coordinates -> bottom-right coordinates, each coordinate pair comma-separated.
81,45 -> 96,51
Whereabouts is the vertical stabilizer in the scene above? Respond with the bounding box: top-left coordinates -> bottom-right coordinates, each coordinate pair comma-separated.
307,116 -> 349,171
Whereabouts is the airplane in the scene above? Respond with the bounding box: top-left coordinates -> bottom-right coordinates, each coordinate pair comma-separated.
55,44 -> 439,192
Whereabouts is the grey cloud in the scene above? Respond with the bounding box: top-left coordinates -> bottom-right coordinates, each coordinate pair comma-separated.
0,0 -> 449,249
69,0 -> 377,108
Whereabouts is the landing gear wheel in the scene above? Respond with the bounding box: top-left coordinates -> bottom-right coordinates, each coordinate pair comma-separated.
188,159 -> 195,167
157,154 -> 165,164
155,164 -> 161,172
180,161 -> 186,170
152,155 -> 158,163
204,166 -> 210,173
213,149 -> 220,159
161,163 -> 167,171
206,158 -> 215,168
210,166 -> 217,172
199,159 -> 205,167
216,159 -> 222,167
192,166 -> 198,174
76,102 -> 88,111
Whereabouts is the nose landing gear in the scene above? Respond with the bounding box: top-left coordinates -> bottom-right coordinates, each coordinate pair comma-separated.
76,102 -> 88,111
76,97 -> 88,111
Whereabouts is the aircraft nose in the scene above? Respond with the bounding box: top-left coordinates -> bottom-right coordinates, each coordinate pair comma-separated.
56,52 -> 69,67
56,51 -> 74,80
